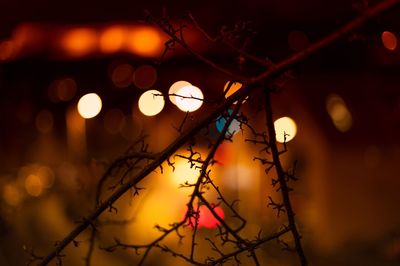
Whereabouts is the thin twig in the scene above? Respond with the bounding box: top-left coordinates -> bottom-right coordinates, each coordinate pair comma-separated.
264,89 -> 307,265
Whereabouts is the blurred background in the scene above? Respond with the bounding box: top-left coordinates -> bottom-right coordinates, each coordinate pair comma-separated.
0,0 -> 400,265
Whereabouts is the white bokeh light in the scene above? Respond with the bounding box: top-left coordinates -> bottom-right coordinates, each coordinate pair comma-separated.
274,116 -> 297,143
138,90 -> 165,116
77,93 -> 102,119
168,80 -> 191,105
175,85 -> 204,112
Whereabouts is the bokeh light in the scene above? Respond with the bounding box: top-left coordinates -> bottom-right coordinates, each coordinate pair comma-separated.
35,110 -> 54,133
189,205 -> 225,229
224,81 -> 242,98
326,94 -> 352,132
3,184 -> 22,206
216,109 -> 241,136
224,81 -> 248,104
77,93 -> 102,119
381,31 -> 397,51
170,156 -> 201,186
61,28 -> 98,57
0,40 -> 16,61
25,174 -> 43,197
138,90 -> 165,116
37,166 -> 55,189
274,116 -> 297,143
126,26 -> 162,57
169,80 -> 191,105
223,164 -> 256,190
111,63 -> 134,88
175,85 -> 204,112
99,26 -> 126,53
133,65 -> 157,89
48,78 -> 77,102
57,78 -> 77,101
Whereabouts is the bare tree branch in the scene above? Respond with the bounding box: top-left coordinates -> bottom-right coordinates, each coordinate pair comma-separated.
37,1 -> 400,264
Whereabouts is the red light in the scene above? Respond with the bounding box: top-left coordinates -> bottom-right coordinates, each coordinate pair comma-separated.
188,205 -> 225,229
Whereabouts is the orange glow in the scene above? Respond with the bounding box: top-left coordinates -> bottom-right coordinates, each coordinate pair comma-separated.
224,81 -> 242,98
25,174 -> 43,197
66,106 -> 87,160
3,184 -> 22,206
125,26 -> 162,57
99,26 -> 126,53
0,40 -> 16,61
215,142 -> 234,165
381,31 -> 397,51
224,81 -> 247,104
326,94 -> 352,132
37,166 -> 55,189
61,28 -> 98,57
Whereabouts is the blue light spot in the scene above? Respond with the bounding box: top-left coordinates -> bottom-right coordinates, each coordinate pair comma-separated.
216,109 -> 241,136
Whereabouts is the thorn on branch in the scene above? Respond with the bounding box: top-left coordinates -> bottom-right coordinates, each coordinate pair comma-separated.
267,196 -> 286,217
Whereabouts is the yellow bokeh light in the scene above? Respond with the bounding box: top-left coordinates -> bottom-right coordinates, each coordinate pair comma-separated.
138,90 -> 165,116
381,31 -> 397,51
274,117 -> 297,143
125,26 -> 162,57
169,156 -> 202,186
169,80 -> 191,105
25,174 -> 43,197
125,187 -> 184,242
77,93 -> 102,119
61,28 -> 98,57
175,85 -> 204,112
326,94 -> 352,132
3,184 -> 22,206
99,26 -> 126,53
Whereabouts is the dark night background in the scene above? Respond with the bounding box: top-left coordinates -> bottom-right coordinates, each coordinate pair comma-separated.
0,0 -> 400,265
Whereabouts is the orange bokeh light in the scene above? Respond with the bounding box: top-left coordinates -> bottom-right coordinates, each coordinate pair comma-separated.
125,26 -> 162,57
99,26 -> 126,53
381,31 -> 397,51
61,28 -> 98,57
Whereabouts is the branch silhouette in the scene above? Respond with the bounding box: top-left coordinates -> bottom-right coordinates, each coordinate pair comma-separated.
37,0 -> 400,264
